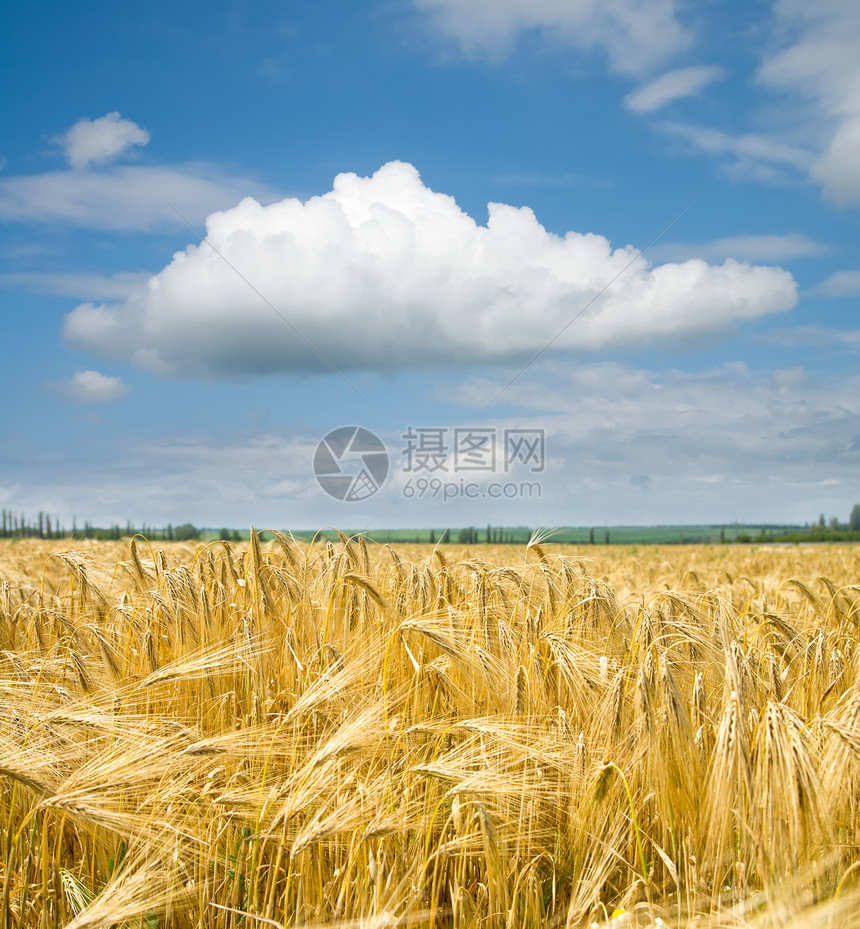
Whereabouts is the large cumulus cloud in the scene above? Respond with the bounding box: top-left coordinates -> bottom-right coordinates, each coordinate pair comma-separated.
64,161 -> 797,378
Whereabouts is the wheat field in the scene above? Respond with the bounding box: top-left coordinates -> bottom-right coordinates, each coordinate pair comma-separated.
1,535 -> 860,929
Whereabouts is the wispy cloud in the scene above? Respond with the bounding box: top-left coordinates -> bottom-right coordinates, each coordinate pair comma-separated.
49,370 -> 131,404
9,361 -> 860,526
758,0 -> 860,207
414,0 -> 860,207
411,0 -> 691,76
56,112 -> 150,170
650,233 -> 828,263
0,163 -> 277,231
433,359 -> 860,521
0,270 -> 150,299
624,65 -> 723,113
812,269 -> 860,297
765,325 -> 860,349
645,2 -> 860,206
659,121 -> 812,184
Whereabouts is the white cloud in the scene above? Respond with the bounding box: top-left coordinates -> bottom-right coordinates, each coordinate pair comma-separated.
433,361 -> 860,521
0,484 -> 23,506
650,233 -> 827,263
766,325 -> 860,350
639,2 -> 860,206
58,112 -> 150,170
56,370 -> 131,404
771,366 -> 807,388
10,362 -> 860,527
659,121 -> 812,184
63,161 -> 798,378
0,270 -> 149,299
810,116 -> 860,205
412,0 -> 859,206
0,433 -> 322,529
0,163 -> 276,231
624,65 -> 723,113
758,0 -> 860,206
412,0 -> 690,76
259,478 -> 304,498
813,269 -> 860,297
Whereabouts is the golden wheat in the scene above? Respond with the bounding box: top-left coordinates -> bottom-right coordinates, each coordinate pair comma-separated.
0,537 -> 859,928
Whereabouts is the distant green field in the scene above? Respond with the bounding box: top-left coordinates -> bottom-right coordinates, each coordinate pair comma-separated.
200,524 -> 827,546
22,523 -> 848,547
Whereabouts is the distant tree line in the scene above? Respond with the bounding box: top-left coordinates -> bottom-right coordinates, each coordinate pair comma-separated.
1,509 -> 67,539
452,525 -> 520,545
4,507 -> 860,545
731,506 -> 860,543
0,510 -> 209,542
218,528 -> 244,543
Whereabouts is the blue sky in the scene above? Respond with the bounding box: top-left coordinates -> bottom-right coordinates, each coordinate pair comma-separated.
1,0 -> 858,531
